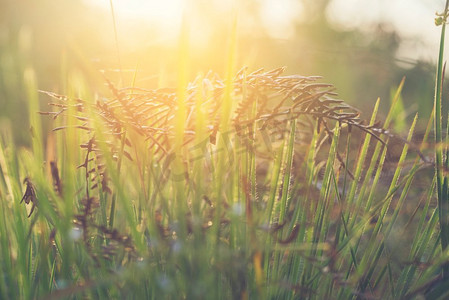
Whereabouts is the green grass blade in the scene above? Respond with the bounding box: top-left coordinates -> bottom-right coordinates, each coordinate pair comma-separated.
434,0 -> 449,279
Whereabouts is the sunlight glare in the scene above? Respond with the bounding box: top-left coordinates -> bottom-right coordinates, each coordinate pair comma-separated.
86,0 -> 185,29
260,0 -> 302,39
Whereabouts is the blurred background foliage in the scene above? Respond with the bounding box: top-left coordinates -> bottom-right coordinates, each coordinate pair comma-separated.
0,0 -> 439,145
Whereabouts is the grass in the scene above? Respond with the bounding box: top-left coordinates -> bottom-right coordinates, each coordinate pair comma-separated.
1,3 -> 449,300
435,0 -> 449,283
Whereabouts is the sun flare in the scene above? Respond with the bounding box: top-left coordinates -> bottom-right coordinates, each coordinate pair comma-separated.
86,0 -> 185,23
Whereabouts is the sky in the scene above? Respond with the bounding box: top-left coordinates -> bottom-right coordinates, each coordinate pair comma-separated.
84,0 -> 446,62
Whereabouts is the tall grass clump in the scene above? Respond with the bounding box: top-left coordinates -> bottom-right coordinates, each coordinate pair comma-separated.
0,63 -> 436,299
2,3 -> 449,300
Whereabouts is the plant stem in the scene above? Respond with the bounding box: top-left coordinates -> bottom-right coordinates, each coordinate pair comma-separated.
435,0 -> 449,280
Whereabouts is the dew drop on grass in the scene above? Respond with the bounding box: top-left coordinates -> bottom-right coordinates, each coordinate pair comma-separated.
231,203 -> 244,216
158,275 -> 174,291
56,279 -> 68,290
172,241 -> 182,253
70,227 -> 82,241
